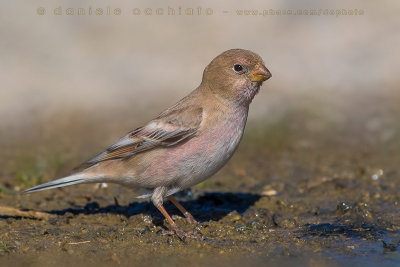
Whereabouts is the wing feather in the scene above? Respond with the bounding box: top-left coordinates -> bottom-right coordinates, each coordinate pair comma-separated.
82,106 -> 203,167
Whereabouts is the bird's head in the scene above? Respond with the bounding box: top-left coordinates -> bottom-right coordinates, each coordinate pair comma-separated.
202,49 -> 271,106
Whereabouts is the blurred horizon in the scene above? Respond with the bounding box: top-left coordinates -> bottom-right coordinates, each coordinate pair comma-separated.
1,0 -> 399,166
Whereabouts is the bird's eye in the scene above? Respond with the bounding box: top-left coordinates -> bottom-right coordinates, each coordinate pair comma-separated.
233,64 -> 244,73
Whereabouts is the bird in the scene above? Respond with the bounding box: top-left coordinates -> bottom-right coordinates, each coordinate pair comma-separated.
24,49 -> 272,240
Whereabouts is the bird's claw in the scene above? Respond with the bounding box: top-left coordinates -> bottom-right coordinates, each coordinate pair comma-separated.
161,228 -> 204,241
185,215 -> 198,225
171,214 -> 199,225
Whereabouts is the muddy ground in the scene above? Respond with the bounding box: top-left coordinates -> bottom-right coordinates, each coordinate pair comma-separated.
1,91 -> 399,266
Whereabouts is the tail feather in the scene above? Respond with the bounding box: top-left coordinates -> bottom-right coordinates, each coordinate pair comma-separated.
24,174 -> 90,193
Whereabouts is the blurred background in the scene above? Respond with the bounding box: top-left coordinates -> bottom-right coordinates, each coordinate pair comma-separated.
0,0 -> 399,188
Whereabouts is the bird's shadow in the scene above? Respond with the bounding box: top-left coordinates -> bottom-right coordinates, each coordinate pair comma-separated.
47,192 -> 261,223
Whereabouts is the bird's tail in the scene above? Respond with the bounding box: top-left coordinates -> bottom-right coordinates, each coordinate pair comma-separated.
24,173 -> 98,194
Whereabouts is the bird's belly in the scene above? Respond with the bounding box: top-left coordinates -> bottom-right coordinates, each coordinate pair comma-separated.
159,112 -> 248,188
131,111 -> 248,190
175,124 -> 244,188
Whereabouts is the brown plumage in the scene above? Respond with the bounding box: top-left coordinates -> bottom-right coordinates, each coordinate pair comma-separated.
86,106 -> 203,165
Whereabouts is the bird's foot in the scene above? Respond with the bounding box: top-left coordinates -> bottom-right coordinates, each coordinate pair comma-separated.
161,227 -> 204,241
184,213 -> 198,224
171,215 -> 184,220
171,214 -> 199,225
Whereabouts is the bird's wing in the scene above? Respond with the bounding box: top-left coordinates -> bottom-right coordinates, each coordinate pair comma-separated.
83,106 -> 203,166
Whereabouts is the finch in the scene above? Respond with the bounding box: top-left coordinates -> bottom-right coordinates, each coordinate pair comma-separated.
25,49 -> 272,240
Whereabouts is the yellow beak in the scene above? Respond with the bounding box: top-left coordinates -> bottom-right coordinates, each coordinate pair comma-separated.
249,64 -> 272,82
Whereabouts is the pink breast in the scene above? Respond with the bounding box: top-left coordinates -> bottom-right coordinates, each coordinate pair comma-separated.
142,110 -> 247,181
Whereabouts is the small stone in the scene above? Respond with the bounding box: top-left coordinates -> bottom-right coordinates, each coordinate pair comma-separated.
371,169 -> 384,181
142,215 -> 153,224
262,189 -> 277,196
231,215 -> 242,222
336,202 -> 352,214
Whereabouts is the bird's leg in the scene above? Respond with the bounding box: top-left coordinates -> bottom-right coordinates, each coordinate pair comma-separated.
152,187 -> 199,240
155,204 -> 198,240
167,196 -> 198,224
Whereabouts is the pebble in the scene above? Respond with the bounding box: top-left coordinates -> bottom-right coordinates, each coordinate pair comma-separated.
262,189 -> 277,196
